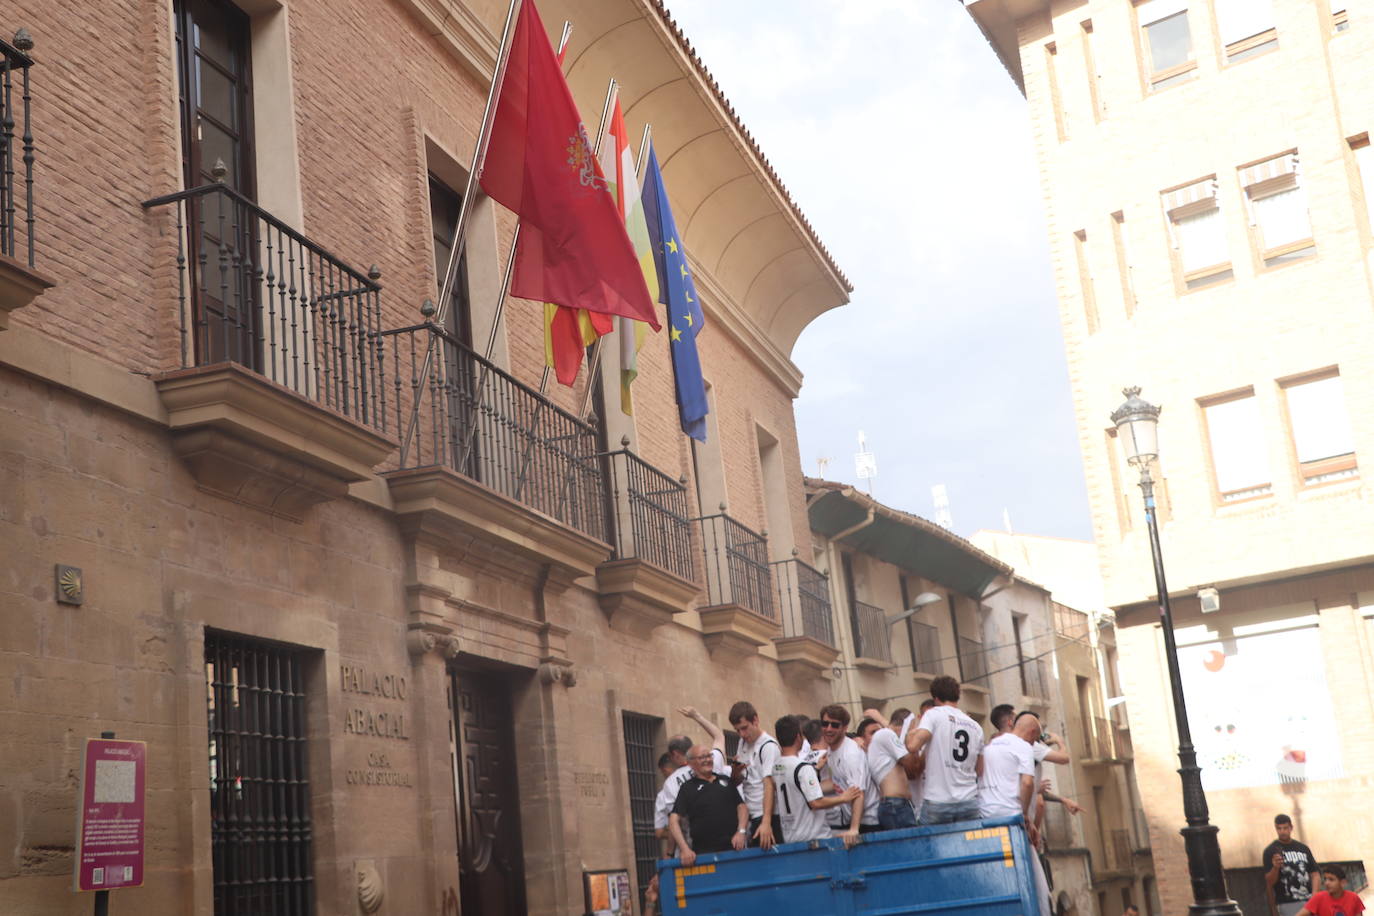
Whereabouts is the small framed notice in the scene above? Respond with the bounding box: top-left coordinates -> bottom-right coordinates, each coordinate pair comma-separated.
73,738 -> 146,892
583,868 -> 633,916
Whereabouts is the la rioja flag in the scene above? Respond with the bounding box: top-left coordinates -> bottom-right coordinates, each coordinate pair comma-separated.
479,0 -> 661,330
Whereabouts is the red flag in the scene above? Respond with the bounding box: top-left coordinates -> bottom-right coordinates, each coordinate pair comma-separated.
479,0 -> 661,331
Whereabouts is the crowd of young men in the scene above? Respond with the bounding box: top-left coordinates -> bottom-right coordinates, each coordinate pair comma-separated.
651,676 -> 1087,916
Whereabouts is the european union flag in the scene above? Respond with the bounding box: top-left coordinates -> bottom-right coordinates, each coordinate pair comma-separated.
640,142 -> 709,441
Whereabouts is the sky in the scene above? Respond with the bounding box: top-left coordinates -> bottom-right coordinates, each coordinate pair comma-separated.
667,0 -> 1094,541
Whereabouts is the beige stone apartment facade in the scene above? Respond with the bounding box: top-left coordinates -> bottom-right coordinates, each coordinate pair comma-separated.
810,484 -> 1156,915
966,0 -> 1374,910
0,1 -> 854,914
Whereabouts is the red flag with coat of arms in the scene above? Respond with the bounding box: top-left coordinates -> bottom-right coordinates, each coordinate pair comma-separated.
478,0 -> 661,331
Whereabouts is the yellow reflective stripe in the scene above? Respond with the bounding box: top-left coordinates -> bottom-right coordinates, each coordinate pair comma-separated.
672,863 -> 717,909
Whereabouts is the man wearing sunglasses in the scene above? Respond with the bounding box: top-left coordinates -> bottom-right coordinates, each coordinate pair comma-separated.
816,704 -> 877,839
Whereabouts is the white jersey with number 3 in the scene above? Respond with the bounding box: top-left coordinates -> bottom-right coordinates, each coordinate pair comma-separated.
772,755 -> 829,843
916,705 -> 984,804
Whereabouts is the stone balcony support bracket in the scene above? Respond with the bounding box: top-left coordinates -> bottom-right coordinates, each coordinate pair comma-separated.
155,362 -> 396,520
697,604 -> 782,664
0,253 -> 55,331
594,558 -> 701,639
773,635 -> 840,686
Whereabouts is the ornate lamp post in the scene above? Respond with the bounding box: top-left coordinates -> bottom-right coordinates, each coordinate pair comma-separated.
1110,387 -> 1241,916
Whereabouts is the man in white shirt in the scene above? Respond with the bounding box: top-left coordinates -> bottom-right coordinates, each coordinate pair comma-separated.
906,676 -> 985,824
729,700 -> 780,848
866,707 -> 918,830
773,715 -> 860,844
653,707 -> 730,856
979,711 -> 1051,916
816,704 -> 876,839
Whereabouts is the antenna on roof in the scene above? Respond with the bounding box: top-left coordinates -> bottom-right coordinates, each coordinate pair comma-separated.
932,484 -> 953,530
854,430 -> 877,495
817,456 -> 831,477
1003,507 -> 1013,533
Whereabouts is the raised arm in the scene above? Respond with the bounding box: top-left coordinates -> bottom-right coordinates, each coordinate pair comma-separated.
678,706 -> 726,753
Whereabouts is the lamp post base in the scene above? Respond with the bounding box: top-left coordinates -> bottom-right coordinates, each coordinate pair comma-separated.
1181,822 -> 1243,916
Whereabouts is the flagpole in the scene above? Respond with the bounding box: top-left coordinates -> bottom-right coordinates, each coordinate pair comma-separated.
481,20 -> 573,363
401,0 -> 521,462
536,78 -> 620,395
578,122 -> 652,419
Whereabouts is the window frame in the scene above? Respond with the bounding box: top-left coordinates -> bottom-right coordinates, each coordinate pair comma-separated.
1240,153 -> 1316,271
1136,2 -> 1197,92
1279,368 -> 1360,489
1162,178 -> 1233,293
1199,387 -> 1274,506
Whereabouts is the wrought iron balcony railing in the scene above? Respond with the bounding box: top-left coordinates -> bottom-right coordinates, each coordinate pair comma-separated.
381,322 -> 606,542
907,620 -> 941,674
958,636 -> 989,684
772,557 -> 835,648
604,447 -> 693,581
698,513 -> 774,620
0,30 -> 35,268
143,182 -> 385,431
852,600 -> 891,662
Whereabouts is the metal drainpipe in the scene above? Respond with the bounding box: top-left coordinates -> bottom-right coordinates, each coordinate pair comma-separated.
826,502 -> 875,717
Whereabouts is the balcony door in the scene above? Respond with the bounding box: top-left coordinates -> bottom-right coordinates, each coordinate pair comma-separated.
175,0 -> 258,368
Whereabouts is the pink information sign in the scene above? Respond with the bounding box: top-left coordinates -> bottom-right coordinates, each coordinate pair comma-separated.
73,738 -> 146,892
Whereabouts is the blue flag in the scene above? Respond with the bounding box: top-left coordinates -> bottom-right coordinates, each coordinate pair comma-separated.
640,143 -> 709,441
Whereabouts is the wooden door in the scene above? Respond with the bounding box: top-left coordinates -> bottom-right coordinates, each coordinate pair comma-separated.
174,0 -> 258,368
452,669 -> 527,915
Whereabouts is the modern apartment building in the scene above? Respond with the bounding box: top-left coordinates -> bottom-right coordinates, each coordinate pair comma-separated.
965,0 -> 1374,910
0,1 -> 854,913
811,482 -> 1155,915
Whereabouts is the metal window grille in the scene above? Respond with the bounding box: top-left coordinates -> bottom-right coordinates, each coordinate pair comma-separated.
907,620 -> 940,674
205,632 -> 313,916
958,636 -> 989,684
622,712 -> 662,904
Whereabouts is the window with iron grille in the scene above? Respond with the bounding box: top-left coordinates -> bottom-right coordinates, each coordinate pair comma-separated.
622,712 -> 663,903
205,631 -> 314,916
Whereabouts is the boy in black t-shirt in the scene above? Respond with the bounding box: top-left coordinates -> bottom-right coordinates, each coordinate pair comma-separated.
1263,813 -> 1319,916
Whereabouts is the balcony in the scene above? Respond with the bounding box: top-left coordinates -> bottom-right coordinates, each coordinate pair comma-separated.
1096,827 -> 1134,878
380,322 -> 611,579
697,513 -> 779,660
1043,800 -> 1077,851
852,599 -> 892,666
596,447 -> 699,637
1084,716 -> 1133,765
958,635 -> 990,687
1054,603 -> 1092,642
0,30 -> 54,329
143,182 -> 394,519
907,620 -> 942,676
772,556 -> 838,681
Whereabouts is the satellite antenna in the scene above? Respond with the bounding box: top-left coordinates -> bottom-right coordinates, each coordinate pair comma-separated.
817,456 -> 832,477
854,430 -> 877,494
932,484 -> 953,530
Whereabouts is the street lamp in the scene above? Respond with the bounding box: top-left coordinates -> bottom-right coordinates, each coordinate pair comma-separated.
1110,387 -> 1241,916
885,591 -> 943,627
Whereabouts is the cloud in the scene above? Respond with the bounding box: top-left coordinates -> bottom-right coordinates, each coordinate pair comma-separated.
668,0 -> 1092,539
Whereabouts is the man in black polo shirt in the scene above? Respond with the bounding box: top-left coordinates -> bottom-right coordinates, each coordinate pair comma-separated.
668,744 -> 748,866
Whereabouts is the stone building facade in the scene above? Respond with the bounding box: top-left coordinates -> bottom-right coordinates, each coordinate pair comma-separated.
0,0 -> 852,913
965,0 -> 1374,911
810,484 -> 1157,915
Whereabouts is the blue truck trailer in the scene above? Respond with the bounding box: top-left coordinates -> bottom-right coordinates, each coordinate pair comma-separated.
656,815 -> 1040,915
